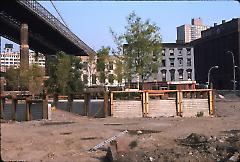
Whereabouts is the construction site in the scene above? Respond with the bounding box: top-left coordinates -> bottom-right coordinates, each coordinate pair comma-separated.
1,90 -> 240,162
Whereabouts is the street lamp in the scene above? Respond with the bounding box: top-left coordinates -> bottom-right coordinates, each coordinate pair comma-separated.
207,65 -> 219,89
226,51 -> 236,94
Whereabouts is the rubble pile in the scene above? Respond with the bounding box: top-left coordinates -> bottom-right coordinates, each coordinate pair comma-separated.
105,130 -> 240,162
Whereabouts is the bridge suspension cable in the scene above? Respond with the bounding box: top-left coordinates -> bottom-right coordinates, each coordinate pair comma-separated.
50,0 -> 69,28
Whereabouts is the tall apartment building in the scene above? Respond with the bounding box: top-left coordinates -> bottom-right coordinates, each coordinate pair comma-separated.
177,18 -> 209,43
0,44 -> 45,72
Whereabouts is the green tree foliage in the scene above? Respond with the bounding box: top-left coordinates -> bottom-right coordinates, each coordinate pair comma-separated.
5,67 -> 19,91
5,64 -> 45,93
69,56 -> 84,93
96,46 -> 110,84
114,58 -> 124,84
111,12 -> 162,85
28,64 -> 45,95
45,52 -> 84,95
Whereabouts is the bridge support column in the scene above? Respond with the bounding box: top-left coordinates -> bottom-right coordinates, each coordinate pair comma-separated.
20,23 -> 29,72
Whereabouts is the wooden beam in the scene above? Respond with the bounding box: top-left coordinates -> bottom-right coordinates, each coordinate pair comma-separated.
42,95 -> 48,119
0,98 -> 4,119
208,90 -> 215,115
177,91 -> 183,116
12,98 -> 17,121
110,92 -> 113,116
103,92 -> 109,117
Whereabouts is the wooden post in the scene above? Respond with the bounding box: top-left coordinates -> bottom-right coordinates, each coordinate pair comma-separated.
53,94 -> 58,108
143,92 -> 149,117
208,90 -> 215,115
142,92 -> 146,117
0,97 -> 4,119
68,94 -> 73,112
110,92 -> 113,116
12,98 -> 17,121
177,91 -> 183,116
103,92 -> 109,117
84,93 -> 90,116
42,95 -> 48,119
26,100 -> 31,121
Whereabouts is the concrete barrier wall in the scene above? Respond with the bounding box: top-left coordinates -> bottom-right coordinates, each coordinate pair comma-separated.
57,100 -> 68,111
31,102 -> 43,120
72,99 -> 85,115
2,100 -> 44,121
148,99 -> 177,117
3,103 -> 13,120
112,100 -> 142,118
89,99 -> 105,118
182,99 -> 209,117
15,103 -> 26,121
56,99 -> 105,118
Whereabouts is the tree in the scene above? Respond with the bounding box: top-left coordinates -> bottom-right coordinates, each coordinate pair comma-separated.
28,64 -> 45,95
5,67 -> 19,91
96,46 -> 110,84
68,56 -> 84,93
5,64 -> 45,94
114,58 -> 124,85
87,52 -> 97,86
45,52 -> 84,95
111,12 -> 162,88
55,52 -> 72,94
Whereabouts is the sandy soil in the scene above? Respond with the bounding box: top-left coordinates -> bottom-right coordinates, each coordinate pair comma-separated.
1,100 -> 240,162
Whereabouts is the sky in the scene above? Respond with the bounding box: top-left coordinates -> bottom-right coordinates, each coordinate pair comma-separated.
1,1 -> 240,53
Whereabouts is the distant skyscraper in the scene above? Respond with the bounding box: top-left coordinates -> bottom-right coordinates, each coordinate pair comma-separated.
176,18 -> 209,43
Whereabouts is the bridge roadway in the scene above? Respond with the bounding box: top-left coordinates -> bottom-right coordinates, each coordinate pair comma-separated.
0,0 -> 95,56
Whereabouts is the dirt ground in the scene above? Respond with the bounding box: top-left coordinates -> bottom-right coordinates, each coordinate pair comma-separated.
1,99 -> 240,162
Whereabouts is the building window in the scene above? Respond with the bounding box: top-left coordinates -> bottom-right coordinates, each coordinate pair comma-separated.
178,48 -> 182,55
169,58 -> 175,67
161,59 -> 166,67
169,49 -> 174,56
162,49 -> 165,56
108,74 -> 114,84
178,69 -> 183,80
186,48 -> 191,55
170,69 -> 175,81
187,69 -> 192,80
83,74 -> 88,84
92,74 -> 96,84
178,58 -> 183,67
187,58 -> 191,66
108,61 -> 113,70
161,70 -> 166,82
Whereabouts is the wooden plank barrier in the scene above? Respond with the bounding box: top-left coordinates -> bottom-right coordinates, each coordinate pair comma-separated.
0,94 -> 49,121
110,89 -> 215,118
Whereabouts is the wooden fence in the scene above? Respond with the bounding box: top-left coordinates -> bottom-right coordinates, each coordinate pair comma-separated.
51,91 -> 109,118
0,94 -> 49,121
110,89 -> 214,118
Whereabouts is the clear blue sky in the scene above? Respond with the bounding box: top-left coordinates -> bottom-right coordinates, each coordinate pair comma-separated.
1,1 -> 240,52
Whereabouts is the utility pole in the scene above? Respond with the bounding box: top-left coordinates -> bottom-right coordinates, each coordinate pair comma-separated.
226,51 -> 236,94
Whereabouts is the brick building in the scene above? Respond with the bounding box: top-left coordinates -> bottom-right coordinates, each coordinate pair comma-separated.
192,18 -> 240,90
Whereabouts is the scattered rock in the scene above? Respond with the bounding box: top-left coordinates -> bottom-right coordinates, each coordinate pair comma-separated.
229,152 -> 240,162
149,156 -> 154,161
137,130 -> 142,135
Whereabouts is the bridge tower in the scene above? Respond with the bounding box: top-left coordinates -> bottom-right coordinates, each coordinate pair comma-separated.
20,23 -> 29,72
